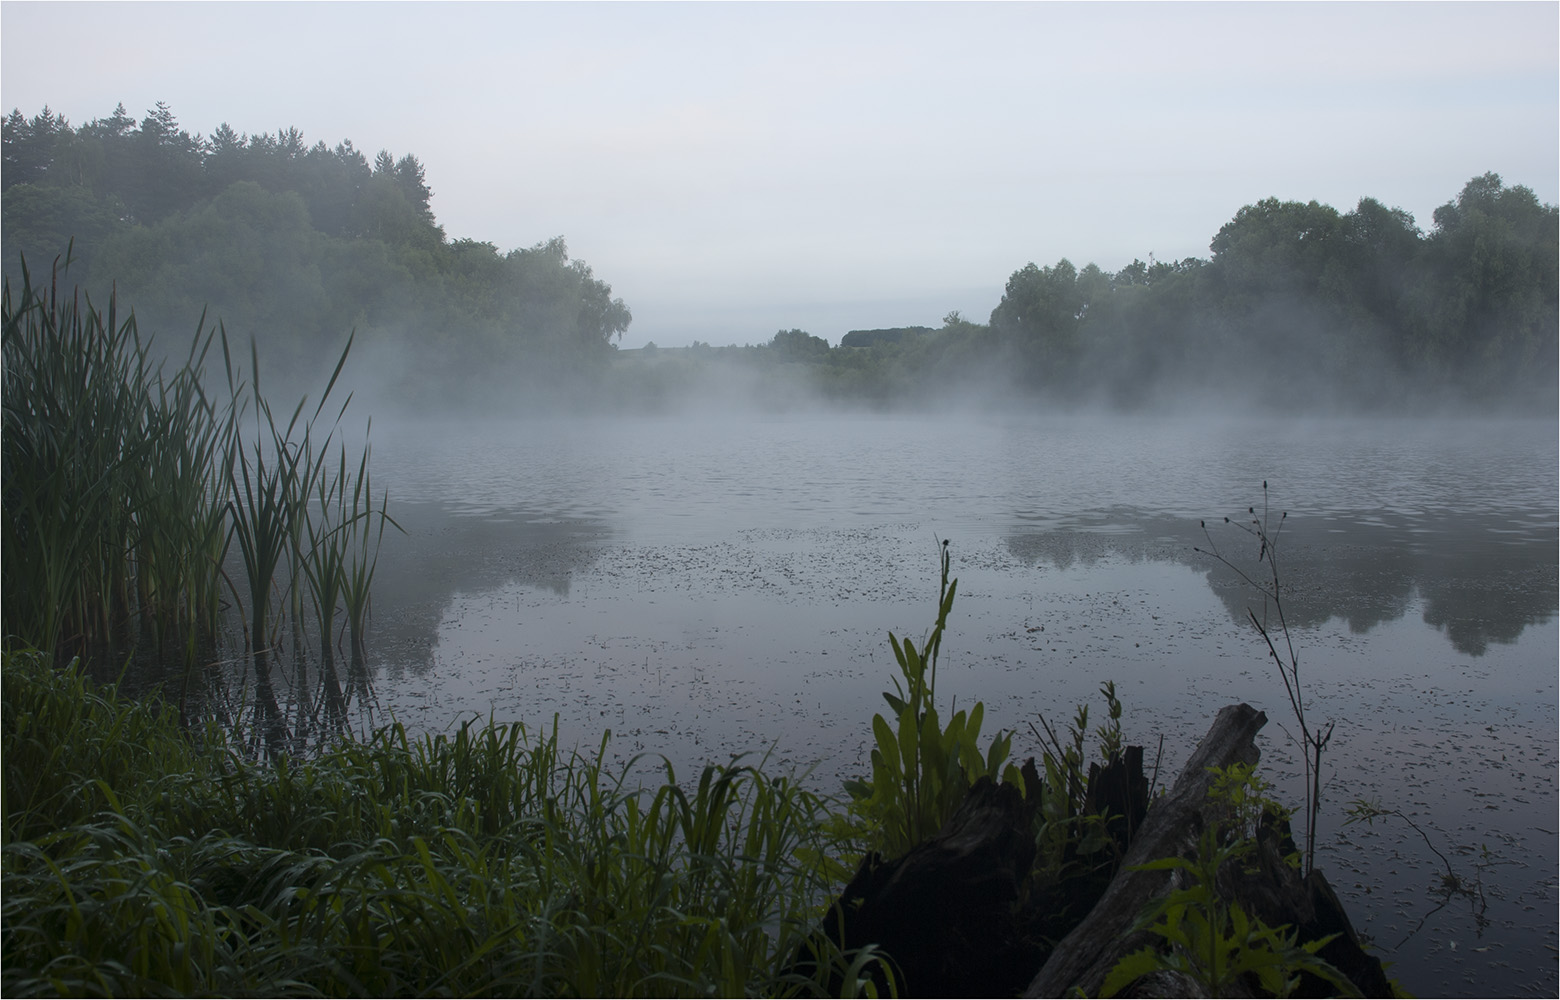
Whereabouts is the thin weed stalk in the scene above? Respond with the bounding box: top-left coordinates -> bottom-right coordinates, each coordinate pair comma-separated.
1196,481 -> 1334,877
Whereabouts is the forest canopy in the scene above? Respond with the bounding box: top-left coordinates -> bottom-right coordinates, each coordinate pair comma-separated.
4,102 -> 1554,414
2,103 -> 631,409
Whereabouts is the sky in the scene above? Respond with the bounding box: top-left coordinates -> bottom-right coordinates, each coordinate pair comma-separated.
3,1 -> 1556,348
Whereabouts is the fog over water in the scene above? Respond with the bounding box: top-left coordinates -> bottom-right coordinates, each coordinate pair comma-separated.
4,4 -> 1555,994
329,409 -> 1557,998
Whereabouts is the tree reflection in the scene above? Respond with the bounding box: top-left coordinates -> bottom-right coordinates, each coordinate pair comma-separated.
1004,509 -> 1557,657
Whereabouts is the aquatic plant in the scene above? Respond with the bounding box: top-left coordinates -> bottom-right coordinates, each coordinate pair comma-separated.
845,541 -> 1022,858
3,256 -> 394,746
220,329 -> 360,747
339,430 -> 394,717
1027,682 -> 1137,890
2,257 -> 234,670
1345,797 -> 1492,946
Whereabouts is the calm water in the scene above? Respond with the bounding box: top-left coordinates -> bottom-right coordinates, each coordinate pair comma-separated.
357,412 -> 1555,997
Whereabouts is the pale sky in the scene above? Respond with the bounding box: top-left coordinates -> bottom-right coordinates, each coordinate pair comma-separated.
3,1 -> 1556,347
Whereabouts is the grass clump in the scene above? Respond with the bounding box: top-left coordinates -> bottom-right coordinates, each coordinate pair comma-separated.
3,256 -> 396,750
1,651 -> 867,997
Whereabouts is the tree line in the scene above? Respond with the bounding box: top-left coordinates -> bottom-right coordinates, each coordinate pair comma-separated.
5,101 -> 1553,413
2,103 -> 631,408
687,174 -> 1553,413
982,176 -> 1558,410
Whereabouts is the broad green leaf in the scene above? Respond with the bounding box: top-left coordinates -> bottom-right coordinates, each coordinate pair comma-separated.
872,715 -> 900,774
987,729 -> 1012,776
920,710 -> 946,777
896,706 -> 919,773
1100,947 -> 1164,998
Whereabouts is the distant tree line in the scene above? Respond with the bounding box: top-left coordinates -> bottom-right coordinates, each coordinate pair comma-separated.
839,327 -> 933,349
981,176 -> 1558,410
674,174 -> 1554,412
4,102 -> 1553,413
2,103 -> 630,407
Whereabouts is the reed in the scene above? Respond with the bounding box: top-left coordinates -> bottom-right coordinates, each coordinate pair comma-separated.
340,432 -> 394,716
2,260 -> 232,670
301,443 -> 356,732
4,258 -> 394,753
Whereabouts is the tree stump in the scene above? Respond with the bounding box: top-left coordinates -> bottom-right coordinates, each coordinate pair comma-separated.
801,703 -> 1392,997
798,768 -> 1045,996
1025,702 -> 1269,998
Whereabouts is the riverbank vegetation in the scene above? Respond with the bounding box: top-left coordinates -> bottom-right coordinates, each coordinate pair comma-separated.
2,301 -> 1383,991
4,618 -> 1392,996
5,102 -> 1555,414
1,650 -> 867,997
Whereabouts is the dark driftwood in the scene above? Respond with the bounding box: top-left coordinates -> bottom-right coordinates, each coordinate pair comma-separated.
1023,745 -> 1153,949
1024,702 -> 1268,998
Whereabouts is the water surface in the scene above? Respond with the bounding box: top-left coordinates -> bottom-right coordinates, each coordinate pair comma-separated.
360,413 -> 1556,997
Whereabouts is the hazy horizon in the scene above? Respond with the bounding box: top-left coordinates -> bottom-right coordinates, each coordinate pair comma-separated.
4,1 -> 1556,348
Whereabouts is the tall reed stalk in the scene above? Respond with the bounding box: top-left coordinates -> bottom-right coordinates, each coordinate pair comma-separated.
341,431 -> 393,714
302,445 -> 352,731
2,259 -> 230,671
4,257 -> 391,747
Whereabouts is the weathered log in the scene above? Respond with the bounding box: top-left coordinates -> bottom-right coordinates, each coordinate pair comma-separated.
1024,702 -> 1268,998
1298,868 -> 1392,997
1086,743 -> 1151,855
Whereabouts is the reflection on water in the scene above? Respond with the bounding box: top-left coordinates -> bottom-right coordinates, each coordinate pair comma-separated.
1002,506 -> 1558,657
367,500 -> 609,678
370,413 -> 1557,661
351,412 -> 1554,998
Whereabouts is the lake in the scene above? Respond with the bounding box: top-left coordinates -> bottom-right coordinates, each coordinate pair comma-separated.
354,411 -> 1555,997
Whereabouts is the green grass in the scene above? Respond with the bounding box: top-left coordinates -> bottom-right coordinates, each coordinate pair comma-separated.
1,650 -> 871,997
